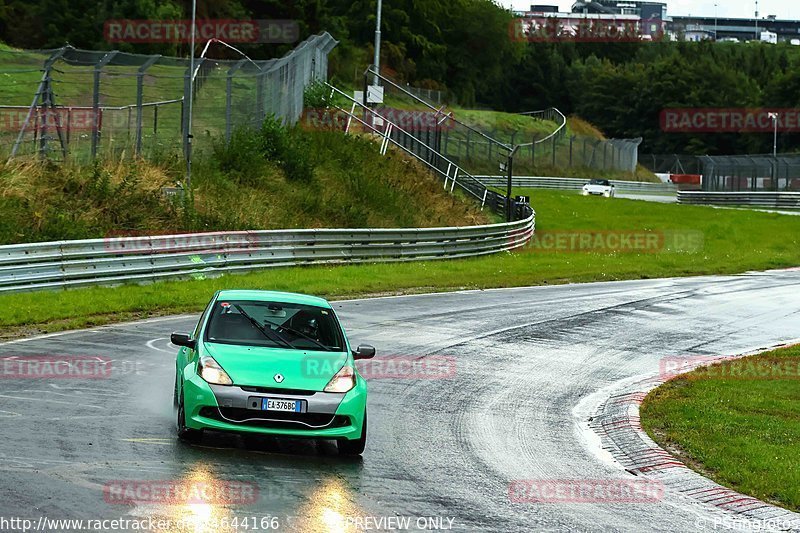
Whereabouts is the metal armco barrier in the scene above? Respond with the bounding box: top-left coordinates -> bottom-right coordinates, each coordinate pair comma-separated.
476,176 -> 677,193
0,214 -> 535,293
677,191 -> 800,208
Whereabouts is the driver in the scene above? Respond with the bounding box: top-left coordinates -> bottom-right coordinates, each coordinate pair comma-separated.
298,317 -> 319,340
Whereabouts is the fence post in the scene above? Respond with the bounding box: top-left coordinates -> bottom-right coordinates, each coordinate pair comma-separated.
226,59 -> 247,142
66,107 -> 71,148
569,135 -> 574,167
551,134 -> 557,167
91,51 -> 118,159
135,55 -> 160,157
182,69 -> 190,159
10,47 -> 67,159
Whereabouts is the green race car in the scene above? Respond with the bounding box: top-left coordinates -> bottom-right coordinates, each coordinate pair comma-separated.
171,290 -> 375,455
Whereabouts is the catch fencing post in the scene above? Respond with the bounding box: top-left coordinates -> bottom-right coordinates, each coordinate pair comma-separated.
569,135 -> 574,167
225,59 -> 247,142
91,51 -> 118,159
135,55 -> 160,156
10,47 -> 66,159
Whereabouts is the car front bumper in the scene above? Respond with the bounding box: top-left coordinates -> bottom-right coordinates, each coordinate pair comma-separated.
182,369 -> 367,440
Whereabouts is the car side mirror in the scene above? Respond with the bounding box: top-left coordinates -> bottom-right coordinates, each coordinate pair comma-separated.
171,332 -> 197,350
353,345 -> 376,360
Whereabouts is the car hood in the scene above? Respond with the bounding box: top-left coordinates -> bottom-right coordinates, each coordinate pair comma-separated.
204,342 -> 349,391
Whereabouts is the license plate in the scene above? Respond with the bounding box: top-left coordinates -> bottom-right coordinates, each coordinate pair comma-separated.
262,398 -> 301,412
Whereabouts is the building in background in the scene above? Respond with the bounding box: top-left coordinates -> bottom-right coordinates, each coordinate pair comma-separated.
514,2 -> 800,44
668,15 -> 800,42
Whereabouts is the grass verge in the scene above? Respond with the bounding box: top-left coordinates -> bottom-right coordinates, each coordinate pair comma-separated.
1,190 -> 799,340
641,344 -> 800,511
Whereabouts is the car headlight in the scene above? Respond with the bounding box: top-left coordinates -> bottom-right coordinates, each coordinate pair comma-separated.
324,365 -> 356,393
198,356 -> 233,386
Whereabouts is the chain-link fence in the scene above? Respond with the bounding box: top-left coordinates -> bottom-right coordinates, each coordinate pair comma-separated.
359,76 -> 641,178
515,130 -> 641,176
699,154 -> 800,191
640,154 -> 703,175
642,153 -> 800,190
0,32 -> 337,162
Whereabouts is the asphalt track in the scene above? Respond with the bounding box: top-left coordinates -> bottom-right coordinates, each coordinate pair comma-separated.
1,270 -> 800,532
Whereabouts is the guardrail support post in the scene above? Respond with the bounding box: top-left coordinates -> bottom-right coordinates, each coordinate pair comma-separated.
506,153 -> 514,222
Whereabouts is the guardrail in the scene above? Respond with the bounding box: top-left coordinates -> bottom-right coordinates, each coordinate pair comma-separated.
0,214 -> 535,293
476,176 -> 678,193
677,191 -> 800,208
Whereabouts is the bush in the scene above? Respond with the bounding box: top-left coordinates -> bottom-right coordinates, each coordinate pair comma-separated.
211,117 -> 315,184
303,80 -> 333,109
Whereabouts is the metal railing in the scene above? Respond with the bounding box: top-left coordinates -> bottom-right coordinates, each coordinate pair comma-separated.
325,83 -> 521,219
518,108 -> 567,146
677,191 -> 800,208
476,175 -> 677,193
0,217 -> 535,293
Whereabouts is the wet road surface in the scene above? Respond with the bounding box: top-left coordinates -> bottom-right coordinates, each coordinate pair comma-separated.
1,270 -> 799,532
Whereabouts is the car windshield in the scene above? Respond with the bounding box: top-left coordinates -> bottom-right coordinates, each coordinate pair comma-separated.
589,179 -> 610,185
204,299 -> 345,351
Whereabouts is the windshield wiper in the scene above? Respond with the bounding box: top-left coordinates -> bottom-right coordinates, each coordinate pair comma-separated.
276,324 -> 334,352
231,304 -> 293,350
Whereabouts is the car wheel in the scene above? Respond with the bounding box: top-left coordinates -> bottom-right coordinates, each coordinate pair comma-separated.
176,386 -> 202,443
173,374 -> 179,408
338,411 -> 367,456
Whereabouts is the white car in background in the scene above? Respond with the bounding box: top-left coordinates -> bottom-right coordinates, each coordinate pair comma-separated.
582,179 -> 615,198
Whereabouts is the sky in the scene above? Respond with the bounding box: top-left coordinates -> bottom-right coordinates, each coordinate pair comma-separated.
498,1 -> 799,19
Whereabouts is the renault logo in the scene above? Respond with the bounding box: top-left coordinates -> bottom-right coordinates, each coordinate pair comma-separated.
274,373 -> 284,383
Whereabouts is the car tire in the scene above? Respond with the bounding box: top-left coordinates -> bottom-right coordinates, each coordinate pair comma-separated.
176,387 -> 202,443
338,411 -> 367,456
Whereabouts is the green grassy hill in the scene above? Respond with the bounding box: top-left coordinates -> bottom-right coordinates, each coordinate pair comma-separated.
0,124 -> 488,245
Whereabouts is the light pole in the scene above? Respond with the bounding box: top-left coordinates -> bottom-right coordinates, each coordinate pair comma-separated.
373,0 -> 383,85
769,112 -> 778,157
714,3 -> 718,40
755,0 -> 759,40
186,0 -> 197,191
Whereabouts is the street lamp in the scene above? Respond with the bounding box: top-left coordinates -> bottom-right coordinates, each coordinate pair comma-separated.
373,0 -> 383,85
714,3 -> 718,41
768,112 -> 779,157
186,0 -> 197,191
755,0 -> 759,40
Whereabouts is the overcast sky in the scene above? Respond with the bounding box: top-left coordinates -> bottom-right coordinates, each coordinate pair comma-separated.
499,1 -> 799,19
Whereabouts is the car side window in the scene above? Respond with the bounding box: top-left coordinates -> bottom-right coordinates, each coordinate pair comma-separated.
193,299 -> 215,339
